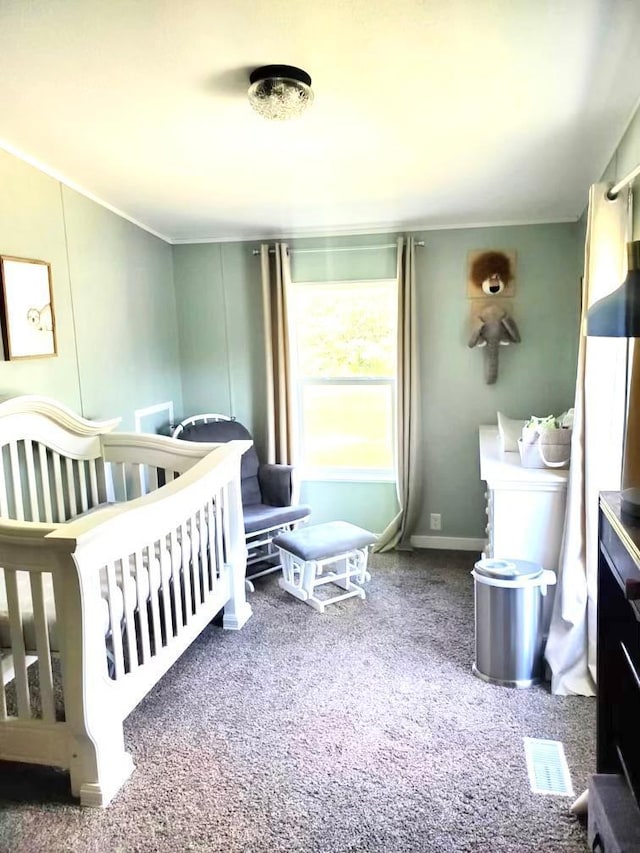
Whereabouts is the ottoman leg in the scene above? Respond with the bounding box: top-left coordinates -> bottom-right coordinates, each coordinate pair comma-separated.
329,556 -> 349,590
279,551 -> 307,601
301,559 -> 319,597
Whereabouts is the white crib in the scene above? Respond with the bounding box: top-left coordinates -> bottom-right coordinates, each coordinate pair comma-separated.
0,395 -> 252,806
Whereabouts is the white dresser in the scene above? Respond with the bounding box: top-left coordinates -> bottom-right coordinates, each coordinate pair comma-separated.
479,425 -> 569,571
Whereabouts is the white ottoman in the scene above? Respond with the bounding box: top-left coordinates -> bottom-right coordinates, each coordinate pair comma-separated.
273,521 -> 377,612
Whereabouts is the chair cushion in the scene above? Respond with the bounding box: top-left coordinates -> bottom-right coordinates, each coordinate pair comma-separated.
177,419 -> 261,503
243,503 -> 311,535
273,521 -> 377,562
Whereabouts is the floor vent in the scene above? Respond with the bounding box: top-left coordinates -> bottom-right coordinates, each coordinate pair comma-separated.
524,737 -> 574,796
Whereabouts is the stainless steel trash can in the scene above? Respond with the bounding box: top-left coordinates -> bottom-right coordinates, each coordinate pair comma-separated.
472,558 -> 557,688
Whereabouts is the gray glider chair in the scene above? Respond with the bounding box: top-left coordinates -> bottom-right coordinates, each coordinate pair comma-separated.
172,414 -> 311,588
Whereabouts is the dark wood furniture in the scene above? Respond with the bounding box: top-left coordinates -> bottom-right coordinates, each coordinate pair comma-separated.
589,493 -> 640,851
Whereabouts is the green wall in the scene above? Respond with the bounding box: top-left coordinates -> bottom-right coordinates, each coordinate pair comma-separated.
172,243 -> 267,454
0,148 -> 183,429
172,225 -> 582,537
415,223 -> 581,539
0,150 -> 81,408
61,188 -> 182,429
0,142 -> 583,539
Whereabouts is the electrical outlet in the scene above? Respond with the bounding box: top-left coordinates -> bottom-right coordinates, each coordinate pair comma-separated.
430,513 -> 442,531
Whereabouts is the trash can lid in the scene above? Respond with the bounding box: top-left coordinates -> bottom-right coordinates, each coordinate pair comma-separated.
474,558 -> 542,581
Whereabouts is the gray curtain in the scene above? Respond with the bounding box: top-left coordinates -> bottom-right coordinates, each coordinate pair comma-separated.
260,243 -> 295,465
375,236 -> 422,552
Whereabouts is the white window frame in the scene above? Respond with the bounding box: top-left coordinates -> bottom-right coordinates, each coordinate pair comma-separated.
287,279 -> 397,483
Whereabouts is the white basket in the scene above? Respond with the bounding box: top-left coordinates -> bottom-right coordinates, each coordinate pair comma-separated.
518,429 -> 571,469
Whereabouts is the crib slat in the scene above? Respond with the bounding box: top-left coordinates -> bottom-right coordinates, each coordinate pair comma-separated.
0,448 -> 9,518
147,544 -> 162,656
190,514 -> 202,609
146,466 -> 159,494
133,550 -> 151,663
104,461 -> 116,503
215,495 -> 224,580
52,452 -> 64,521
5,570 -> 31,718
38,444 -> 54,523
78,460 -> 89,513
88,458 -> 100,506
119,557 -> 138,674
9,442 -> 24,521
222,485 -> 231,564
65,458 -> 78,518
170,529 -> 184,629
29,573 -> 55,722
105,560 -> 125,680
129,465 -> 143,500
25,441 -> 39,522
113,462 -> 127,502
158,541 -> 174,642
205,500 -> 215,591
0,654 -> 7,720
199,507 -> 210,596
180,521 -> 193,620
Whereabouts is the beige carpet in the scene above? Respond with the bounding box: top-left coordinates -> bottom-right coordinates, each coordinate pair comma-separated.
0,550 -> 593,852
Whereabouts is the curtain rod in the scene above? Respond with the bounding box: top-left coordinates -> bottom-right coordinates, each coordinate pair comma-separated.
253,241 -> 425,256
607,161 -> 640,200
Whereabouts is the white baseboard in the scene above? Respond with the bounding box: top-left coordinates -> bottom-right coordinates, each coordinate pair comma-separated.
410,535 -> 487,551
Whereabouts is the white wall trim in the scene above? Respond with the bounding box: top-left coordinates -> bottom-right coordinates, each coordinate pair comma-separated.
170,216 -> 577,246
134,401 -> 174,434
0,138 -> 578,246
410,535 -> 486,551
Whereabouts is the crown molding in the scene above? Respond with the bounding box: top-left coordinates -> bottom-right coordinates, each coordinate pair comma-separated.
1,139 -> 579,247
0,139 -> 172,244
170,215 -> 578,245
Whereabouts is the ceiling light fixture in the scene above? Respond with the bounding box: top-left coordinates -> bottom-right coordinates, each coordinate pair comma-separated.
248,65 -> 313,121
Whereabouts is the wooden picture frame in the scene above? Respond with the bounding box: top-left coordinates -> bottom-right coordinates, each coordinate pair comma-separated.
0,256 -> 57,360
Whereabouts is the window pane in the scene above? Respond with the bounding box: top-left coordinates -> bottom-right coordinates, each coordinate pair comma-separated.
292,284 -> 396,378
301,384 -> 394,470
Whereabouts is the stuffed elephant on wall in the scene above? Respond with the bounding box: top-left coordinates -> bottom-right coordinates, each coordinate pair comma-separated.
468,302 -> 521,385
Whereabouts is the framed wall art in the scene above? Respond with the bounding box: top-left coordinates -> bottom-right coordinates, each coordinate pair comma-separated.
0,256 -> 57,360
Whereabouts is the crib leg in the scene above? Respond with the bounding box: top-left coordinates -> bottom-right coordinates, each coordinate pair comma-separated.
67,721 -> 135,808
221,476 -> 253,630
222,564 -> 253,630
222,543 -> 253,630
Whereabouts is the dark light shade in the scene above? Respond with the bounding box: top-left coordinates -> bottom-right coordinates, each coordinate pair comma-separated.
586,241 -> 640,337
248,65 -> 313,120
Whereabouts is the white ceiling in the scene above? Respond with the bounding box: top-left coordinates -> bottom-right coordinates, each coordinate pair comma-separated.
1,0 -> 640,244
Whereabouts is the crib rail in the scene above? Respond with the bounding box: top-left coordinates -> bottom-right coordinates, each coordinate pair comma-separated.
0,436 -> 251,806
0,443 -> 111,522
0,397 -> 119,524
49,439 -> 251,697
100,432 -> 232,501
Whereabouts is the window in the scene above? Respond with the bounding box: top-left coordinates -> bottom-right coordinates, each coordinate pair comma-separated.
288,279 -> 397,480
